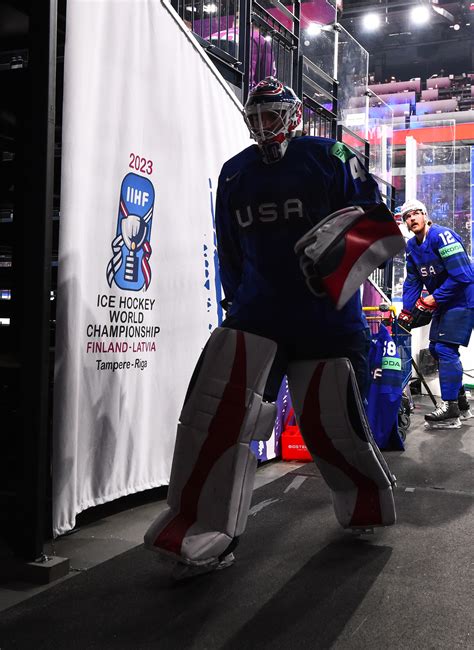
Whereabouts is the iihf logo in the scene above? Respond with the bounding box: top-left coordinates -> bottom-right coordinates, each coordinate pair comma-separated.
106,173 -> 155,291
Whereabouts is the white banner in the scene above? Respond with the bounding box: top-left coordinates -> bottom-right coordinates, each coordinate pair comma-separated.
53,0 -> 251,536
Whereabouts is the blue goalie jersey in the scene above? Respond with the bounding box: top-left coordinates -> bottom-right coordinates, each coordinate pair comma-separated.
215,136 -> 382,343
403,224 -> 474,312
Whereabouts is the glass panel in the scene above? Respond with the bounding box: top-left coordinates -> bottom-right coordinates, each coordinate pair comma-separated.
301,23 -> 336,85
453,145 -> 472,259
336,24 -> 369,130
338,126 -> 367,165
367,93 -> 394,186
390,119 -> 471,301
300,0 -> 337,100
301,0 -> 337,27
260,0 -> 295,30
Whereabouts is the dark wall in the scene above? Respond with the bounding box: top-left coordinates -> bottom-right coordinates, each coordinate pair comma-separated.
369,35 -> 473,82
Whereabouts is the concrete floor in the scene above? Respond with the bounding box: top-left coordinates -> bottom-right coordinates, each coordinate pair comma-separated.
1,393 -> 472,616
0,459 -> 301,613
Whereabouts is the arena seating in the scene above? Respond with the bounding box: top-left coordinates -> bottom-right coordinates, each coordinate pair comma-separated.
363,71 -> 474,120
368,79 -> 421,95
377,92 -> 416,107
421,89 -> 438,101
416,98 -> 458,115
371,103 -> 411,118
426,76 -> 452,89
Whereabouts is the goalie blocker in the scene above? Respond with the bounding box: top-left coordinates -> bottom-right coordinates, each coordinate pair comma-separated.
295,204 -> 406,310
145,328 -> 396,572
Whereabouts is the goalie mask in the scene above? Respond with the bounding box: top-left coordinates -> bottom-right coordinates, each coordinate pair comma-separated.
243,77 -> 302,164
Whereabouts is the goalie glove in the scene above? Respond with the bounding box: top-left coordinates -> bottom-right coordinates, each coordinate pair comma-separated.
294,204 -> 405,310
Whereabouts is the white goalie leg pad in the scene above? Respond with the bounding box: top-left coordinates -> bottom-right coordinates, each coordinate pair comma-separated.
287,358 -> 396,530
144,327 -> 277,566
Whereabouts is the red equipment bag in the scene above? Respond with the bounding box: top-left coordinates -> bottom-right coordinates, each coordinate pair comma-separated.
281,408 -> 312,462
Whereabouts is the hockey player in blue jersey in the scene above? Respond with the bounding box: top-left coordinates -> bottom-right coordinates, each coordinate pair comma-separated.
145,77 -> 405,578
399,199 -> 474,428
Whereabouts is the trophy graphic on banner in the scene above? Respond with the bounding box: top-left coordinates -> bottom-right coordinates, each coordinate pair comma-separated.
107,173 -> 155,291
121,214 -> 148,283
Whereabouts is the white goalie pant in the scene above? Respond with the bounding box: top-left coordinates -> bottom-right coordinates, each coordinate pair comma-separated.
287,358 -> 397,529
144,327 -> 277,567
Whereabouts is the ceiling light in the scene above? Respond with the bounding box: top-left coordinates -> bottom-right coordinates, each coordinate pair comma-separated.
453,23 -> 460,31
410,6 -> 431,25
203,3 -> 217,13
306,22 -> 322,36
362,13 -> 381,31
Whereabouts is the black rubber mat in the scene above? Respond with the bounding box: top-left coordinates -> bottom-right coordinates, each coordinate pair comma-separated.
1,401 -> 473,649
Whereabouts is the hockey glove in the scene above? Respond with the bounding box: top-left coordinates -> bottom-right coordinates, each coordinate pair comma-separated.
411,297 -> 437,329
398,309 -> 414,332
294,204 -> 405,309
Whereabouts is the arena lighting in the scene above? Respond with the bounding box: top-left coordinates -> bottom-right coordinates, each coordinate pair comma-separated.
453,23 -> 461,30
203,3 -> 217,13
362,12 -> 381,31
410,5 -> 431,25
264,34 -> 272,42
306,22 -> 322,36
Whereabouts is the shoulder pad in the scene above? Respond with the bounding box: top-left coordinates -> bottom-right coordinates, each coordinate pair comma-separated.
330,142 -> 353,163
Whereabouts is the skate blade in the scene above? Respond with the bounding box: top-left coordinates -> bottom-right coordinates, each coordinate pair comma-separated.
349,527 -> 375,537
460,409 -> 473,420
172,553 -> 235,581
424,418 -> 462,430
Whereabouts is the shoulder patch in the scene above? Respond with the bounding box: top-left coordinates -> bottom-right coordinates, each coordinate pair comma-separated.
330,142 -> 353,163
439,242 -> 464,258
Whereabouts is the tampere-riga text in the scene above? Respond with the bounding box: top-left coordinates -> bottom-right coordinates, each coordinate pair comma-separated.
96,358 -> 147,371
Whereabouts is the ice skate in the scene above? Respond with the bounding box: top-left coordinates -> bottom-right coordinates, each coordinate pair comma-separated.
458,390 -> 473,420
424,401 -> 461,429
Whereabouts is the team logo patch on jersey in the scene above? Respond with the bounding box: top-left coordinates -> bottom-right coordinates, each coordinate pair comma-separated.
106,173 -> 155,291
330,142 -> 352,163
439,242 -> 463,258
381,356 -> 401,371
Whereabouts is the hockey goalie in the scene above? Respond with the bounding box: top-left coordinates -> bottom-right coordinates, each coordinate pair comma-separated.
144,77 -> 406,578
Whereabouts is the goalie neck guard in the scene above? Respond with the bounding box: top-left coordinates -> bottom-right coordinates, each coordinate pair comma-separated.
243,77 -> 302,164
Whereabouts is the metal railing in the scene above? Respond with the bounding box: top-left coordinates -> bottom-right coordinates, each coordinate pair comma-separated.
301,55 -> 338,138
248,3 -> 298,92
